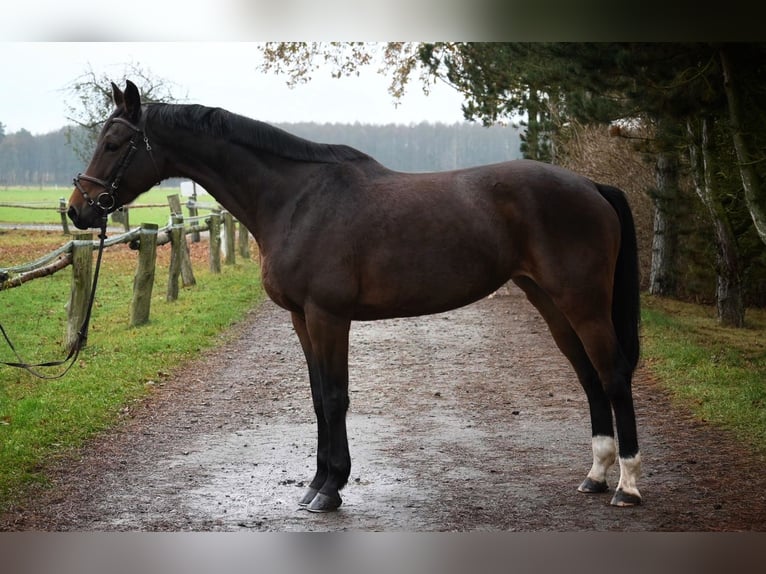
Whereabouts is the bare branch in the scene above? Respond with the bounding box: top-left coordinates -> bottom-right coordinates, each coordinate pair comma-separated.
62,62 -> 184,162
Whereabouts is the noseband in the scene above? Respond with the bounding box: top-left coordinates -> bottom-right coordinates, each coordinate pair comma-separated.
73,116 -> 160,213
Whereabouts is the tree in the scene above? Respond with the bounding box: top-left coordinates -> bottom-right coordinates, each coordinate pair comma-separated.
261,43 -> 570,162
417,43 -> 561,162
63,62 -> 184,162
545,43 -> 759,322
719,44 -> 766,247
648,135 -> 682,298
688,116 -> 745,326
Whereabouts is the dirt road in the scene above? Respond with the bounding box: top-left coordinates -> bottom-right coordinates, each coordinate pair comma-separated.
3,286 -> 765,531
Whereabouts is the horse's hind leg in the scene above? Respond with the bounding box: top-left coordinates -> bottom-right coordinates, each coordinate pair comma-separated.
513,277 -> 618,495
563,304 -> 642,506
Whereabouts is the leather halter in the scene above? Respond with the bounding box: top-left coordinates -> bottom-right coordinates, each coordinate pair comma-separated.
73,116 -> 160,213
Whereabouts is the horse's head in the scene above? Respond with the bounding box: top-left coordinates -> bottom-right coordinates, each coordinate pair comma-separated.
68,80 -> 162,230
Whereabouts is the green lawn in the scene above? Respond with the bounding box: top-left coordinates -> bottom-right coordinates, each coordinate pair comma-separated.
0,186 -> 210,227
641,295 -> 766,452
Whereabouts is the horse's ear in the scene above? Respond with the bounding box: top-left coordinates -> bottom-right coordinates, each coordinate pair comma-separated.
124,80 -> 141,124
112,82 -> 124,107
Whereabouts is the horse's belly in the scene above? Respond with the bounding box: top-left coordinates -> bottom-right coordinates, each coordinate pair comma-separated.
352,260 -> 510,320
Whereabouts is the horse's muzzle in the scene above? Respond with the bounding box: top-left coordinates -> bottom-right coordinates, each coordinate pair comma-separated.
67,204 -> 95,230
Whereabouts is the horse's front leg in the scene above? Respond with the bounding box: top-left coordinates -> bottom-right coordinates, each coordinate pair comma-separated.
291,309 -> 351,513
291,312 -> 326,507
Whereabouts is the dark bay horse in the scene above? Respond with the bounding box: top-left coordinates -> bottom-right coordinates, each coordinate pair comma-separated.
68,81 -> 642,512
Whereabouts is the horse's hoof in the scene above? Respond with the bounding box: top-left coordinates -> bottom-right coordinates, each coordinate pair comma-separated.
298,487 -> 319,507
305,492 -> 342,513
610,488 -> 642,507
578,477 -> 609,494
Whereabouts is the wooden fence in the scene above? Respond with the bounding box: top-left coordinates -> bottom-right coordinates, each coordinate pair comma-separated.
0,194 -> 252,351
0,196 -> 219,234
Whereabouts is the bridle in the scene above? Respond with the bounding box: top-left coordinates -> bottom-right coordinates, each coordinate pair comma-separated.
73,115 -> 161,214
0,114 -> 160,379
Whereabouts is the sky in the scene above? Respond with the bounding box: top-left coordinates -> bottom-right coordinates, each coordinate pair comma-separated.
1,43 -> 469,136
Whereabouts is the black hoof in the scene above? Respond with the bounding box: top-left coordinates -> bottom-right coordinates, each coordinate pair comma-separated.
578,477 -> 609,494
610,488 -> 642,507
298,487 -> 319,507
306,492 -> 342,513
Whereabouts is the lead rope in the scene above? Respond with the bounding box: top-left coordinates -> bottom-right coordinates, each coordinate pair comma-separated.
0,214 -> 109,380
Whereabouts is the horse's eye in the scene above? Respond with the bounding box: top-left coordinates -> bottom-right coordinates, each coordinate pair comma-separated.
105,141 -> 119,152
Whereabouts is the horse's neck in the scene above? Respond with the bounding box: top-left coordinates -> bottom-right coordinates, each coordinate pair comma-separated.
158,130 -> 311,242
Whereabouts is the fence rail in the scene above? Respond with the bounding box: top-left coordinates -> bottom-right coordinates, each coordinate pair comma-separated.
1,194 -> 252,351
0,202 -> 57,209
0,200 -> 217,212
0,196 -> 220,235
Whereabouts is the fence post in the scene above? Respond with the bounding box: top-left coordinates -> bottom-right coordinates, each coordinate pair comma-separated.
167,193 -> 183,218
111,207 -> 130,232
166,216 -> 182,301
177,216 -> 196,288
130,223 -> 158,326
187,193 -> 200,243
180,241 -> 196,287
167,194 -> 196,288
208,209 -> 222,274
223,211 -> 236,265
121,207 -> 130,231
59,197 -> 70,234
65,233 -> 93,351
237,221 -> 250,260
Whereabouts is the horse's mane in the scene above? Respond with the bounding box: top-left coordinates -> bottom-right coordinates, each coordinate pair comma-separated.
145,103 -> 371,164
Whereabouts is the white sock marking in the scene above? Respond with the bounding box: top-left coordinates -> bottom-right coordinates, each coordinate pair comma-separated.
616,453 -> 642,498
587,435 -> 617,483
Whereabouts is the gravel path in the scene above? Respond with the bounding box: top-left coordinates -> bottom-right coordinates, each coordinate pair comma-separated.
3,286 -> 765,531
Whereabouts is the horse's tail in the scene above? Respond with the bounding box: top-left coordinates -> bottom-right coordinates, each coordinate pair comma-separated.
595,183 -> 641,371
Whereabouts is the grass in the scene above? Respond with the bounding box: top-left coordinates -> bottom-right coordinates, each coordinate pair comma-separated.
0,186 -> 201,227
641,295 -> 766,453
0,230 -> 265,511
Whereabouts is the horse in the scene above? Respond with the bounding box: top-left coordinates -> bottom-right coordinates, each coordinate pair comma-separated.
68,80 -> 642,512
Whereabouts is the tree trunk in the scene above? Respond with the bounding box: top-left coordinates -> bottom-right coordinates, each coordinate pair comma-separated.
687,117 -> 745,327
649,150 -> 681,297
719,46 -> 766,247
521,90 -> 541,161
521,88 -> 553,163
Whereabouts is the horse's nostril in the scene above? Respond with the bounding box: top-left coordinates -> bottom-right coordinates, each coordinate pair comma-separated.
67,205 -> 77,222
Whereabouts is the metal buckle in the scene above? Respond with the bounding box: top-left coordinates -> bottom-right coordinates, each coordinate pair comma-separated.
95,192 -> 116,211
